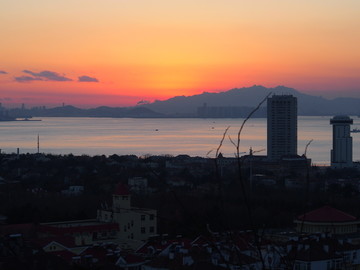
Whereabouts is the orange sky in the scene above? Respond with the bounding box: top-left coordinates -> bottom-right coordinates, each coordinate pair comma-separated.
1,0 -> 360,108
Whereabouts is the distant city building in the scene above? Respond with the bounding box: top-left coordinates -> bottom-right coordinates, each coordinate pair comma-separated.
128,177 -> 148,194
197,103 -> 265,118
267,95 -> 297,160
330,115 -> 353,169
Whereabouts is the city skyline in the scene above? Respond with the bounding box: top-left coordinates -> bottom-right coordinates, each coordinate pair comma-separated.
1,1 -> 360,108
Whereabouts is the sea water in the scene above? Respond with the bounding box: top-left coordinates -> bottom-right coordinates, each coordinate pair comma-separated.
1,116 -> 360,165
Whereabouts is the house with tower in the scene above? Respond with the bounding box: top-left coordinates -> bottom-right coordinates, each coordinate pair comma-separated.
97,183 -> 157,248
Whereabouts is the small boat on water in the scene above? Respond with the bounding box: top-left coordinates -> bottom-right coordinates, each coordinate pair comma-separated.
0,117 -> 42,122
18,118 -> 42,121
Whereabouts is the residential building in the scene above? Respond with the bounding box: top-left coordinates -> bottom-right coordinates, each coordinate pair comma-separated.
116,253 -> 145,269
330,115 -> 353,168
61,185 -> 84,196
267,95 -> 297,161
38,220 -> 120,250
286,237 -> 356,270
294,206 -> 360,235
97,184 -> 157,247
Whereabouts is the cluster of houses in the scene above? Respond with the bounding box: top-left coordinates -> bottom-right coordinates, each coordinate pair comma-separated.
2,152 -> 359,199
2,180 -> 360,269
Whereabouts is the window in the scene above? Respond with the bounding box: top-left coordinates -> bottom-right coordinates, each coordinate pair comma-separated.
334,260 -> 342,270
150,226 -> 154,233
150,214 -> 154,220
141,215 -> 146,221
141,227 -> 146,234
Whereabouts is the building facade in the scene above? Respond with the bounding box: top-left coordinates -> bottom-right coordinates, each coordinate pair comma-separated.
38,220 -> 119,253
294,205 -> 359,235
330,115 -> 353,168
97,184 -> 157,246
267,95 -> 297,160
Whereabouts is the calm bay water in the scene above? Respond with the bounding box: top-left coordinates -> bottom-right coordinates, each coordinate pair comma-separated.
1,116 -> 360,165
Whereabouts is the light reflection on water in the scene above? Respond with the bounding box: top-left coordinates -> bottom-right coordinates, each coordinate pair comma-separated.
1,116 -> 360,165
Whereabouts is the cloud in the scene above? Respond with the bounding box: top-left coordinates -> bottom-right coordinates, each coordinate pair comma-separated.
23,70 -> 72,81
14,76 -> 43,82
78,75 -> 99,82
0,70 -> 7,74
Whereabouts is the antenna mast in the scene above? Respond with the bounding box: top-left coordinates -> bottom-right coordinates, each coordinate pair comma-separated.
37,134 -> 40,154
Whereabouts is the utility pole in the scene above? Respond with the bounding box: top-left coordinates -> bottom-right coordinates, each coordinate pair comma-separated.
37,134 -> 40,154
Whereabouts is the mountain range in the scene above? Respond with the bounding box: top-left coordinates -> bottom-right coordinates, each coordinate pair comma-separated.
6,85 -> 360,118
141,85 -> 360,116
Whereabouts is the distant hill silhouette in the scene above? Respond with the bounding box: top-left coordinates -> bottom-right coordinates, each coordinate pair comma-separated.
7,85 -> 360,118
9,105 -> 164,118
141,85 -> 360,116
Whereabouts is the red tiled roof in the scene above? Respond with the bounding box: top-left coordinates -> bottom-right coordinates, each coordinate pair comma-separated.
39,223 -> 119,235
81,246 -> 109,261
114,183 -> 130,195
191,235 -> 209,246
50,250 -> 77,263
34,236 -> 76,249
123,253 -> 145,264
0,223 -> 37,237
136,238 -> 192,254
297,206 -> 357,223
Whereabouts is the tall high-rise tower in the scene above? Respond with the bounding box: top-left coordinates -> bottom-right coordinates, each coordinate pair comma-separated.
267,95 -> 297,160
330,115 -> 353,168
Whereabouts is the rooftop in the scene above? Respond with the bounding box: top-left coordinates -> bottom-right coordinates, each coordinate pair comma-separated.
114,183 -> 130,196
296,206 -> 357,223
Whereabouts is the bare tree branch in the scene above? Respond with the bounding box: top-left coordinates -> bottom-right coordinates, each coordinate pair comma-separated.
235,93 -> 271,158
215,126 -> 230,158
233,92 -> 271,270
304,139 -> 313,157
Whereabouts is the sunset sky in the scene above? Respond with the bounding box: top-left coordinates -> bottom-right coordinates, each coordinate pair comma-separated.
1,0 -> 360,108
